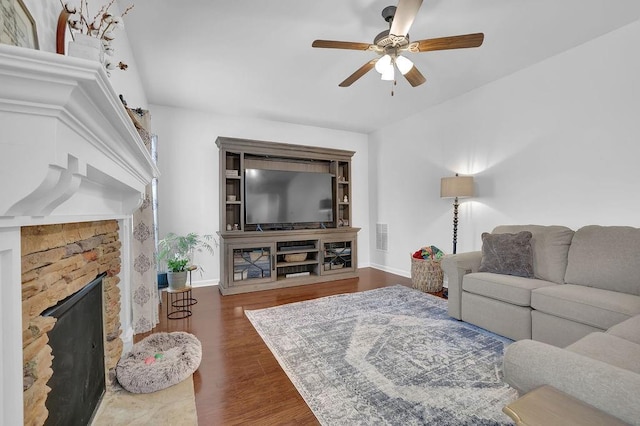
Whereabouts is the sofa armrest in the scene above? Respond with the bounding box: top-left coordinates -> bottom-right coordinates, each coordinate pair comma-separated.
441,251 -> 482,319
503,339 -> 640,425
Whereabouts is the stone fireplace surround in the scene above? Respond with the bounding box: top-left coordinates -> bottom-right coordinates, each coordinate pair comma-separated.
0,44 -> 158,425
22,221 -> 122,425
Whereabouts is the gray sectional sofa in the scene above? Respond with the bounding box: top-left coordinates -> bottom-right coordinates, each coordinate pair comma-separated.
441,224 -> 640,347
441,224 -> 640,424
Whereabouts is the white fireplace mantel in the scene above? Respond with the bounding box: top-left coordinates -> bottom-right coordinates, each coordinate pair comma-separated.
0,44 -> 159,425
0,43 -> 159,223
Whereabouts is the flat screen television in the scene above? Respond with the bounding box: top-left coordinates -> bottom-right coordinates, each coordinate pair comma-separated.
245,168 -> 333,225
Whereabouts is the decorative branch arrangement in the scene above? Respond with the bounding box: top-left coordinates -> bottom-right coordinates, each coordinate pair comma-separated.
61,0 -> 133,72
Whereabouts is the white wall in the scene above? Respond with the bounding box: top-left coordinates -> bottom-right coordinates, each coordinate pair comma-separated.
369,20 -> 640,277
25,0 -> 147,107
149,105 -> 370,285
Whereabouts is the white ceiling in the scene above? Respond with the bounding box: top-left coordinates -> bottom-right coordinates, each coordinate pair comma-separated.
119,0 -> 640,134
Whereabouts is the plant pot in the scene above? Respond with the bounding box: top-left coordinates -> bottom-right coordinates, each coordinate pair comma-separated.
167,271 -> 188,291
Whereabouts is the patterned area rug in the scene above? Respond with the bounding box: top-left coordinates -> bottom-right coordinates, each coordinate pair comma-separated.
245,285 -> 518,425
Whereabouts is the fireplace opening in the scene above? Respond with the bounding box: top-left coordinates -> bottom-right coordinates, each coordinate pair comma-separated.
43,273 -> 107,425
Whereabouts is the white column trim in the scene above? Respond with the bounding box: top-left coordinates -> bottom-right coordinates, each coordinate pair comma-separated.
0,228 -> 24,426
119,218 -> 134,353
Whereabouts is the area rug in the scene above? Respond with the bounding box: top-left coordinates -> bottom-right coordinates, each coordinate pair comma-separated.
245,285 -> 518,425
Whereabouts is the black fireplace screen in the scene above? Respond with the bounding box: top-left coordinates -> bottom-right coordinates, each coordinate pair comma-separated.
43,272 -> 106,425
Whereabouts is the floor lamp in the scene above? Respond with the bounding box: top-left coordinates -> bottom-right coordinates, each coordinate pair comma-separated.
441,174 -> 474,254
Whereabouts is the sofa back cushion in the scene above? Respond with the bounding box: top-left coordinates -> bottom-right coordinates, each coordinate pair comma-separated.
564,225 -> 640,296
493,225 -> 575,284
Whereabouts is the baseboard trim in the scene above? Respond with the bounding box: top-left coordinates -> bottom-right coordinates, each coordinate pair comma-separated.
367,264 -> 448,288
368,263 -> 410,278
190,278 -> 219,288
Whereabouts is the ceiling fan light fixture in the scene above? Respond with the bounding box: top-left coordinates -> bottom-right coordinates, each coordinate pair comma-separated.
395,55 -> 414,75
375,54 -> 393,74
381,66 -> 395,81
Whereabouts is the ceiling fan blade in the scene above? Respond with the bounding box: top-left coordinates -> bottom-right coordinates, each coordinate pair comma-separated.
415,33 -> 485,52
389,0 -> 423,37
339,59 -> 377,87
403,66 -> 426,87
312,40 -> 373,50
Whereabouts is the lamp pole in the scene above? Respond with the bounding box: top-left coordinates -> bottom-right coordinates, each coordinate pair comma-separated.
452,196 -> 459,254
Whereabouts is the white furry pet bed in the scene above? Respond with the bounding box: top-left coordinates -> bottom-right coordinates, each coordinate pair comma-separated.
116,331 -> 202,394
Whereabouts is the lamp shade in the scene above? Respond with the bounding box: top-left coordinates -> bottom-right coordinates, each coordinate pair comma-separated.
440,175 -> 474,198
375,54 -> 392,74
381,66 -> 395,81
395,55 -> 414,75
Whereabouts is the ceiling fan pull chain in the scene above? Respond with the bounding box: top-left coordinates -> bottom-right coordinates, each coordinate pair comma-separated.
391,79 -> 396,96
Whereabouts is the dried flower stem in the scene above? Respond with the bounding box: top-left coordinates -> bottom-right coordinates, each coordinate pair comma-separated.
60,0 -> 134,74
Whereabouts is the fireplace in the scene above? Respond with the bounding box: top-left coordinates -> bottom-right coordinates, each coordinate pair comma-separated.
0,45 -> 158,425
21,221 -> 124,425
43,273 -> 106,425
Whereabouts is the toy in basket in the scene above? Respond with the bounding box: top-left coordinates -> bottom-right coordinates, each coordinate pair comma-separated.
410,245 -> 444,293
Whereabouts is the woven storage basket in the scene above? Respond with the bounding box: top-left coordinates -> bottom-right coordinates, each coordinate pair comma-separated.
410,255 -> 444,293
284,253 -> 307,262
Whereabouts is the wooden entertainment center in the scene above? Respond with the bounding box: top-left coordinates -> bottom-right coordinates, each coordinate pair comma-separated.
216,137 -> 360,295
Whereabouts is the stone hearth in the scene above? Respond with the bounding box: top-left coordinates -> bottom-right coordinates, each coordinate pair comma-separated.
0,44 -> 158,425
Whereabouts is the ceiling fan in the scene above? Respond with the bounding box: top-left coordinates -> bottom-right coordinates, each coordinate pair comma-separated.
312,0 -> 484,90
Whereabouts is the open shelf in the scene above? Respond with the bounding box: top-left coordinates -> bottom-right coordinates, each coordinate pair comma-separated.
336,161 -> 350,227
275,240 -> 319,279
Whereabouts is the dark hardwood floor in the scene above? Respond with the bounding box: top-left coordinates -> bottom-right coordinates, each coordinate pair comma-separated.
139,268 -> 421,425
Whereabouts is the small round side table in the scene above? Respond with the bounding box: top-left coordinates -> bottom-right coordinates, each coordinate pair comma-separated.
165,286 -> 198,319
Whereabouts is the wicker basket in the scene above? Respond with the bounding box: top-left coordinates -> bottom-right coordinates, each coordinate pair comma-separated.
410,255 -> 443,293
284,253 -> 307,263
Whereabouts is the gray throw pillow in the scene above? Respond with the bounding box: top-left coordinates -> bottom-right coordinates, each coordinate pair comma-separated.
478,231 -> 534,278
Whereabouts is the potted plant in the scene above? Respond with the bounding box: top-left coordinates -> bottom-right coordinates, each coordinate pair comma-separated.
157,232 -> 216,291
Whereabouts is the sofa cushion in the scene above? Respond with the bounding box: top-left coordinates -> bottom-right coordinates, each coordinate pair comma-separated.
462,291 -> 533,341
532,284 -> 640,330
607,314 -> 640,345
478,231 -> 534,277
567,332 -> 640,373
493,225 -> 574,284
464,272 -> 557,306
531,310 -> 602,348
564,225 -> 640,296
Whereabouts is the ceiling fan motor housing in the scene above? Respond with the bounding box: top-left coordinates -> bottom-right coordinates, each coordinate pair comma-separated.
374,29 -> 410,49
